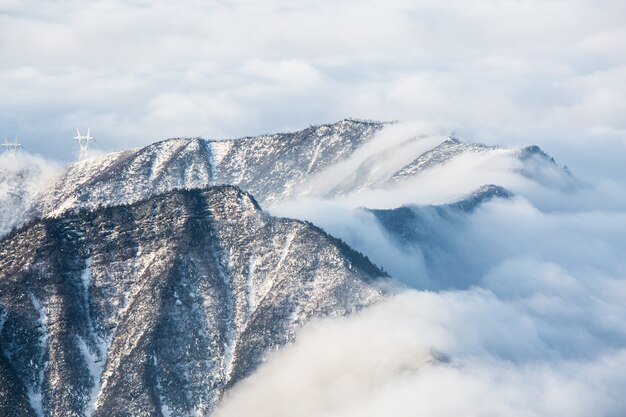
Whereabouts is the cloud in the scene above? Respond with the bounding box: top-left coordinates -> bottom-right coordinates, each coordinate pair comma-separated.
143,92 -> 249,138
214,288 -> 626,417
0,151 -> 64,236
218,188 -> 626,416
0,0 -> 624,180
241,60 -> 325,88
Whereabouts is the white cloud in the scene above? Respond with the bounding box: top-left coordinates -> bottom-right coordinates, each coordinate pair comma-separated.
217,187 -> 626,416
144,92 -> 249,138
215,288 -> 626,417
0,151 -> 64,236
0,0 -> 623,181
241,60 -> 324,88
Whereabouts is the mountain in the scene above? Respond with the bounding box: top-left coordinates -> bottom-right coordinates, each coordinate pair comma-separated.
0,119 -> 580,417
31,119 -> 387,220
391,137 -> 500,179
18,120 -> 573,230
0,186 -> 386,417
364,185 -> 513,289
371,184 -> 511,245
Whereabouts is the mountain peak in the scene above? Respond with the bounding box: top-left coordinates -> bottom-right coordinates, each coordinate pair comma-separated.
0,183 -> 386,416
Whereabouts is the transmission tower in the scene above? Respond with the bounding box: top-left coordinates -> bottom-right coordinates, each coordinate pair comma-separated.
74,128 -> 95,159
1,136 -> 22,156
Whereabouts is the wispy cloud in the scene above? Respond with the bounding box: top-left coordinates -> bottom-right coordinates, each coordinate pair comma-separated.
0,152 -> 64,236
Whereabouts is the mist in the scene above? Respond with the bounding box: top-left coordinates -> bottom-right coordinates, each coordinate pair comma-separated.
0,152 -> 64,236
218,197 -> 626,416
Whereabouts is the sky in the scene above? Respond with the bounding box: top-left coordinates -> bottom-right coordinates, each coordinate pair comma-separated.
1,0 -> 625,179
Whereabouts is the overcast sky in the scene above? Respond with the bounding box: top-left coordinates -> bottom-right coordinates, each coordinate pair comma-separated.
1,0 -> 625,175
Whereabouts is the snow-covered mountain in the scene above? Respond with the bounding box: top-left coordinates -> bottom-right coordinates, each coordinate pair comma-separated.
30,119 -> 386,220
0,119 -> 578,417
0,186 -> 385,417
7,119 -> 572,231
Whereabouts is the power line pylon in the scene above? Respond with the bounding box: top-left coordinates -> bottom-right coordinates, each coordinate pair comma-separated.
74,128 -> 95,159
1,136 -> 22,156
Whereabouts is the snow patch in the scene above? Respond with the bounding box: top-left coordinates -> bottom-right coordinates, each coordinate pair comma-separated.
209,141 -> 233,167
153,354 -> 175,417
28,294 -> 48,417
215,253 -> 237,381
274,231 -> 297,274
78,258 -> 108,417
0,311 -> 6,334
246,256 -> 257,315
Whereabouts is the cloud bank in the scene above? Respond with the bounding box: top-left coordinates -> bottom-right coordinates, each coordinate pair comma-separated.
215,286 -> 626,417
217,194 -> 626,416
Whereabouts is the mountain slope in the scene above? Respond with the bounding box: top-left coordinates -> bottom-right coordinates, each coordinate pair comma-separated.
0,186 -> 385,417
31,119 -> 386,220
363,185 -> 513,289
21,120 -> 574,229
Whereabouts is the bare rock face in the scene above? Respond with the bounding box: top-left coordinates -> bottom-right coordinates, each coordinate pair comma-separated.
0,186 -> 385,417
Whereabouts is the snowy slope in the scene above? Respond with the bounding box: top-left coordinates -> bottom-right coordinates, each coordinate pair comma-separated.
28,120 -> 385,221
4,120 -> 572,234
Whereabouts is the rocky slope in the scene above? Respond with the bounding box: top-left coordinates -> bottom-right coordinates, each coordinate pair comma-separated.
0,186 -> 385,417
